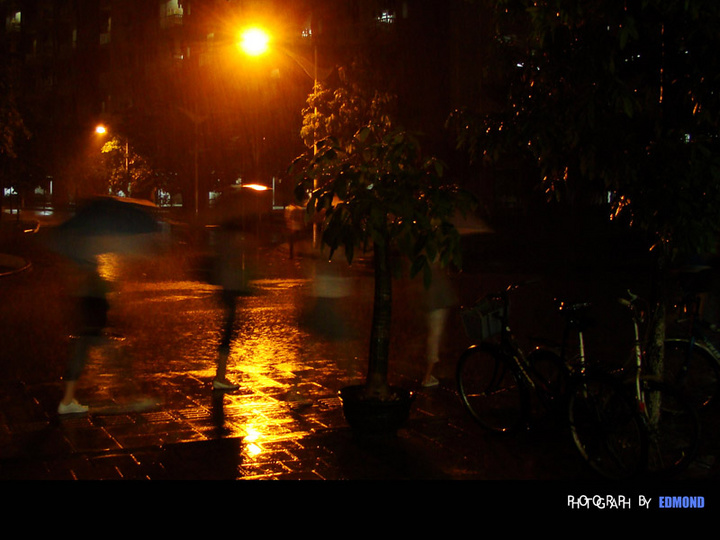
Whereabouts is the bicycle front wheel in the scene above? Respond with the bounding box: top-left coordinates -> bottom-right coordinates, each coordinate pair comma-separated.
664,338 -> 720,410
639,377 -> 700,476
457,344 -> 528,433
568,374 -> 647,480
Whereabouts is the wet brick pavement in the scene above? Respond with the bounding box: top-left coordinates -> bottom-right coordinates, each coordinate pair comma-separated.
1,214 -> 719,516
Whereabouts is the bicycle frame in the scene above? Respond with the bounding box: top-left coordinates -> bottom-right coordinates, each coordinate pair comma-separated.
620,292 -> 651,414
489,283 -> 548,394
621,291 -> 678,419
458,279 -> 598,423
506,291 -> 593,408
557,301 -> 592,375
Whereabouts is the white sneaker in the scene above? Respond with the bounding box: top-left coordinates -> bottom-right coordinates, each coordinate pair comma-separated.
58,400 -> 89,415
212,378 -> 240,391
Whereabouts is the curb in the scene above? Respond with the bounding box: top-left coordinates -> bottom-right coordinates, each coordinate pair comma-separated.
0,253 -> 31,277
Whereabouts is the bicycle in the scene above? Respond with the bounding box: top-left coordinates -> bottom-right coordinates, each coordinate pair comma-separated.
456,282 -> 647,479
456,282 -> 647,480
456,281 -> 546,432
608,290 -> 701,476
664,270 -> 720,410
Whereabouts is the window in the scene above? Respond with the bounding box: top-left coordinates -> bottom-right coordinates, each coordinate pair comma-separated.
160,0 -> 184,29
100,11 -> 111,45
376,10 -> 395,25
5,11 -> 21,32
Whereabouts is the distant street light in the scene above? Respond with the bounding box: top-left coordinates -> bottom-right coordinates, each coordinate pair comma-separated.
176,108 -> 207,218
94,124 -> 129,194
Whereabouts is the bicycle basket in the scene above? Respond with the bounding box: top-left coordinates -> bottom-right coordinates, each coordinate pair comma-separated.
461,296 -> 505,341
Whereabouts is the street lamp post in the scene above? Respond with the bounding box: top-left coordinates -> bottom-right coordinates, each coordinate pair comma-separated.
177,108 -> 207,219
95,124 -> 130,196
236,26 -> 332,246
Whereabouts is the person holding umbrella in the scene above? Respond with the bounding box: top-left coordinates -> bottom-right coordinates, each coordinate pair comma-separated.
208,187 -> 263,391
210,223 -> 256,390
52,196 -> 161,414
421,208 -> 493,388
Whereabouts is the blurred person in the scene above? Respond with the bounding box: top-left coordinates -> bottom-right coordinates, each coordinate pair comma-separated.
292,244 -> 357,400
58,260 -> 110,414
300,247 -> 354,341
421,209 -> 489,387
52,196 -> 162,414
211,223 -> 257,391
422,262 -> 459,388
284,201 -> 307,259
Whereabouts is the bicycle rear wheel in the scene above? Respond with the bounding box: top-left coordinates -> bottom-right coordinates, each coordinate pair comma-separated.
639,377 -> 700,476
457,344 -> 528,433
568,373 -> 647,480
664,338 -> 720,409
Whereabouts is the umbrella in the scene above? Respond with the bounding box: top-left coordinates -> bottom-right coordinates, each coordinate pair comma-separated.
208,185 -> 272,228
52,196 -> 162,262
450,209 -> 494,236
59,196 -> 160,236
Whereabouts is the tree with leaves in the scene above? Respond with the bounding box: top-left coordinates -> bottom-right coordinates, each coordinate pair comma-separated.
0,67 -> 30,219
300,62 -> 396,153
293,63 -> 474,401
450,0 -> 720,378
98,136 -> 154,198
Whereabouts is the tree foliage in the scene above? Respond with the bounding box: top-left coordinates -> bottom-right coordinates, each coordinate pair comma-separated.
450,0 -> 720,261
300,62 -> 396,152
0,70 -> 29,161
99,137 -> 154,198
0,66 -> 30,217
295,126 -> 473,284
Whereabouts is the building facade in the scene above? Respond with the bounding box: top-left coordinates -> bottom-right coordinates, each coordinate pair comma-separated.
1,0 -> 490,212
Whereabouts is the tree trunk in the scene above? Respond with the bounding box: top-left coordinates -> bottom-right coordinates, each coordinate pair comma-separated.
647,251 -> 669,379
646,301 -> 667,379
364,234 -> 393,400
646,252 -> 669,425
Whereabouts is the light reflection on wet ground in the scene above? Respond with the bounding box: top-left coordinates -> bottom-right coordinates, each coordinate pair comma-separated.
73,249 -> 373,468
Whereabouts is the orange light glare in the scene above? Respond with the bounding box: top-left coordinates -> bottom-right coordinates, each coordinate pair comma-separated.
239,27 -> 270,56
244,184 -> 269,191
95,125 -> 107,135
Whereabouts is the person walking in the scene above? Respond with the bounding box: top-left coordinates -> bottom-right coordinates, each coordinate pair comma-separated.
52,196 -> 162,414
211,223 -> 257,390
422,262 -> 458,388
284,201 -> 307,259
58,261 -> 110,414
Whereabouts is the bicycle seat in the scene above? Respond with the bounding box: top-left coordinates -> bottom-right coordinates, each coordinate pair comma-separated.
558,301 -> 594,329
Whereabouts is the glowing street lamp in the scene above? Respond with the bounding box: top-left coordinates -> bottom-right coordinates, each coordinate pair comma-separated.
239,27 -> 270,57
242,183 -> 269,191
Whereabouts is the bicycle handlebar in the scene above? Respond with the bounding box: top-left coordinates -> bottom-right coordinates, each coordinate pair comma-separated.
619,289 -> 639,308
504,277 -> 542,294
